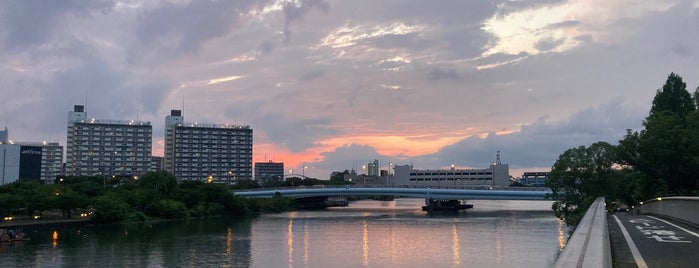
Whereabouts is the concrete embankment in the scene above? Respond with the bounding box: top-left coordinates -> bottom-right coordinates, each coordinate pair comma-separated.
554,197 -> 612,268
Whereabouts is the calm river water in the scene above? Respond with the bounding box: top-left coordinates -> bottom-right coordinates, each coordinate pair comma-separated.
1,199 -> 567,267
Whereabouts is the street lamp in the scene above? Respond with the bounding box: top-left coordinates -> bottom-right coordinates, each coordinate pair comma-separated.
302,166 -> 307,179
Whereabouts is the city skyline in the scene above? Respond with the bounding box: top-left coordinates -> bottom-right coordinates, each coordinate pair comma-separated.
1,1 -> 698,178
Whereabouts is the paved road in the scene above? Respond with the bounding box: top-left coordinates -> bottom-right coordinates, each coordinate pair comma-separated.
608,213 -> 699,268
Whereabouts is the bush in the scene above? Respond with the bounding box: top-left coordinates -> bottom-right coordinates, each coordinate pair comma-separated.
93,195 -> 129,223
145,198 -> 188,219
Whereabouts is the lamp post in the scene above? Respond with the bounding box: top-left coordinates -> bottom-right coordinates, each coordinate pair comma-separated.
302,166 -> 307,179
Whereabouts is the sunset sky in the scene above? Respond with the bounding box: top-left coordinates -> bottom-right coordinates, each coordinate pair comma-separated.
1,0 -> 698,178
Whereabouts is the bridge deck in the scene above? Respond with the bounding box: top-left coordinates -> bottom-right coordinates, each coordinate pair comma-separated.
234,187 -> 551,200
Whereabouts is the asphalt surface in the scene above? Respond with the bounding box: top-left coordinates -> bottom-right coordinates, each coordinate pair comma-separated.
608,213 -> 699,268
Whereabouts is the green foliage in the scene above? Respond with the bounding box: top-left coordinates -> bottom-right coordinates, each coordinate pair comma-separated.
93,193 -> 129,223
145,198 -> 188,219
0,193 -> 24,216
139,170 -> 178,197
0,169 -> 295,224
547,142 -> 617,226
618,73 -> 699,196
650,73 -> 696,118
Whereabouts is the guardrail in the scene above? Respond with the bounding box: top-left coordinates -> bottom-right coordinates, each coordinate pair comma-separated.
554,197 -> 611,268
634,196 -> 699,226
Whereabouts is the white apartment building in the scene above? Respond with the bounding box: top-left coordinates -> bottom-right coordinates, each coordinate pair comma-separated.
66,105 -> 152,177
164,110 -> 252,183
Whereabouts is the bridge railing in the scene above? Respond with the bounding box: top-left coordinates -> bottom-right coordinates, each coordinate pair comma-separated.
554,197 -> 611,268
634,196 -> 699,226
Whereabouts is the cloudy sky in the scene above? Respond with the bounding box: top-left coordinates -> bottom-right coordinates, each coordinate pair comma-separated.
1,0 -> 698,178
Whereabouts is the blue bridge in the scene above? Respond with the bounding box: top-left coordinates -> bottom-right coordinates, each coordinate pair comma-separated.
234,187 -> 551,200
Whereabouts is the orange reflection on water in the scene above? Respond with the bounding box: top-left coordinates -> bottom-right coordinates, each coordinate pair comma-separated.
362,220 -> 369,267
557,218 -> 566,251
287,215 -> 295,268
452,224 -> 460,266
226,227 -> 232,258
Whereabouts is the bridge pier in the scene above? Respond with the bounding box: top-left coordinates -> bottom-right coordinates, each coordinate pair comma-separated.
422,198 -> 473,212
295,196 -> 349,209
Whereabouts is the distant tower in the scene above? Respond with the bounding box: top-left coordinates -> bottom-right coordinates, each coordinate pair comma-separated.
496,150 -> 502,165
0,126 -> 7,144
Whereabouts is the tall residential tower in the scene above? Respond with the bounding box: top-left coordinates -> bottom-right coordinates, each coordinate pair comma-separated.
164,110 -> 252,183
66,105 -> 152,177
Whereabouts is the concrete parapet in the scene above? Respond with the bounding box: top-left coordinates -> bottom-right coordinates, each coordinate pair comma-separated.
635,197 -> 699,226
554,197 -> 612,268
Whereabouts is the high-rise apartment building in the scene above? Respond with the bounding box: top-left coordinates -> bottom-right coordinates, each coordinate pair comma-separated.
164,110 -> 252,183
66,105 -> 152,177
254,161 -> 284,184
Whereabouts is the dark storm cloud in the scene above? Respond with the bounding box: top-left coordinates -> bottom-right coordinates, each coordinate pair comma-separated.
415,100 -> 645,169
282,0 -> 329,43
534,37 -> 565,52
136,0 -> 257,53
427,67 -> 460,81
0,0 -> 114,49
253,113 -> 338,152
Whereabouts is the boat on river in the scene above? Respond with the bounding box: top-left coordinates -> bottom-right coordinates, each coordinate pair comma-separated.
0,228 -> 27,242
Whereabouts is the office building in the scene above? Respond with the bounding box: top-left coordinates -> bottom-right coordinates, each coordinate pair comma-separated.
164,110 -> 252,183
393,153 -> 510,187
254,161 -> 284,184
0,141 -> 63,185
66,105 -> 152,177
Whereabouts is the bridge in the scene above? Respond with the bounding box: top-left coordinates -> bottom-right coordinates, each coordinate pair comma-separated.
234,187 -> 551,200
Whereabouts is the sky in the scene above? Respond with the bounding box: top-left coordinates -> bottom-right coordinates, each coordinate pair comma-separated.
1,0 -> 698,179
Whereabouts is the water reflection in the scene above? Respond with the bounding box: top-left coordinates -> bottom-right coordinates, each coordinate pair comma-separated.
287,217 -> 294,268
362,219 -> 369,267
557,218 -> 567,251
451,224 -> 460,266
1,199 -> 563,268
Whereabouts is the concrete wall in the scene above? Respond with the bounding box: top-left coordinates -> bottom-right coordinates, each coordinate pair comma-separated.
554,197 -> 612,268
635,197 -> 699,225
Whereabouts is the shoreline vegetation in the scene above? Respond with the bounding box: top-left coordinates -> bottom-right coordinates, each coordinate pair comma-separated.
1,170 -> 351,228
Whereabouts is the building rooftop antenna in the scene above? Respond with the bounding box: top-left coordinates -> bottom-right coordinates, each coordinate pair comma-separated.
496,150 -> 502,165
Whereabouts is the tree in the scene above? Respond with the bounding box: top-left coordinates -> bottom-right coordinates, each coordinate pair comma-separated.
650,73 -> 696,118
139,170 -> 178,197
618,73 -> 699,195
546,142 -> 617,226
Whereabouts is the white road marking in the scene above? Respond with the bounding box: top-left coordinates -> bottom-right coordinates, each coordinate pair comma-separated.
647,215 -> 699,238
613,215 -> 649,268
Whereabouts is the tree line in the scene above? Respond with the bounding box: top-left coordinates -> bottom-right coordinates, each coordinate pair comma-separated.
547,73 -> 699,226
0,170 -> 294,223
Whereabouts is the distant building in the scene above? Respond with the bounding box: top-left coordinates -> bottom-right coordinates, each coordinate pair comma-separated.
518,172 -> 549,187
393,153 -> 511,187
66,105 -> 152,178
0,126 -> 7,144
164,110 -> 252,183
0,141 -> 63,185
254,161 -> 284,184
367,159 -> 379,176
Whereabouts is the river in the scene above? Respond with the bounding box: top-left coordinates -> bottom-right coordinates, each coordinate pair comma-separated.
0,199 -> 567,267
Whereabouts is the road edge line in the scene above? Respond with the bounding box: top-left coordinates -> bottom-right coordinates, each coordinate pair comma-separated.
612,215 -> 648,268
